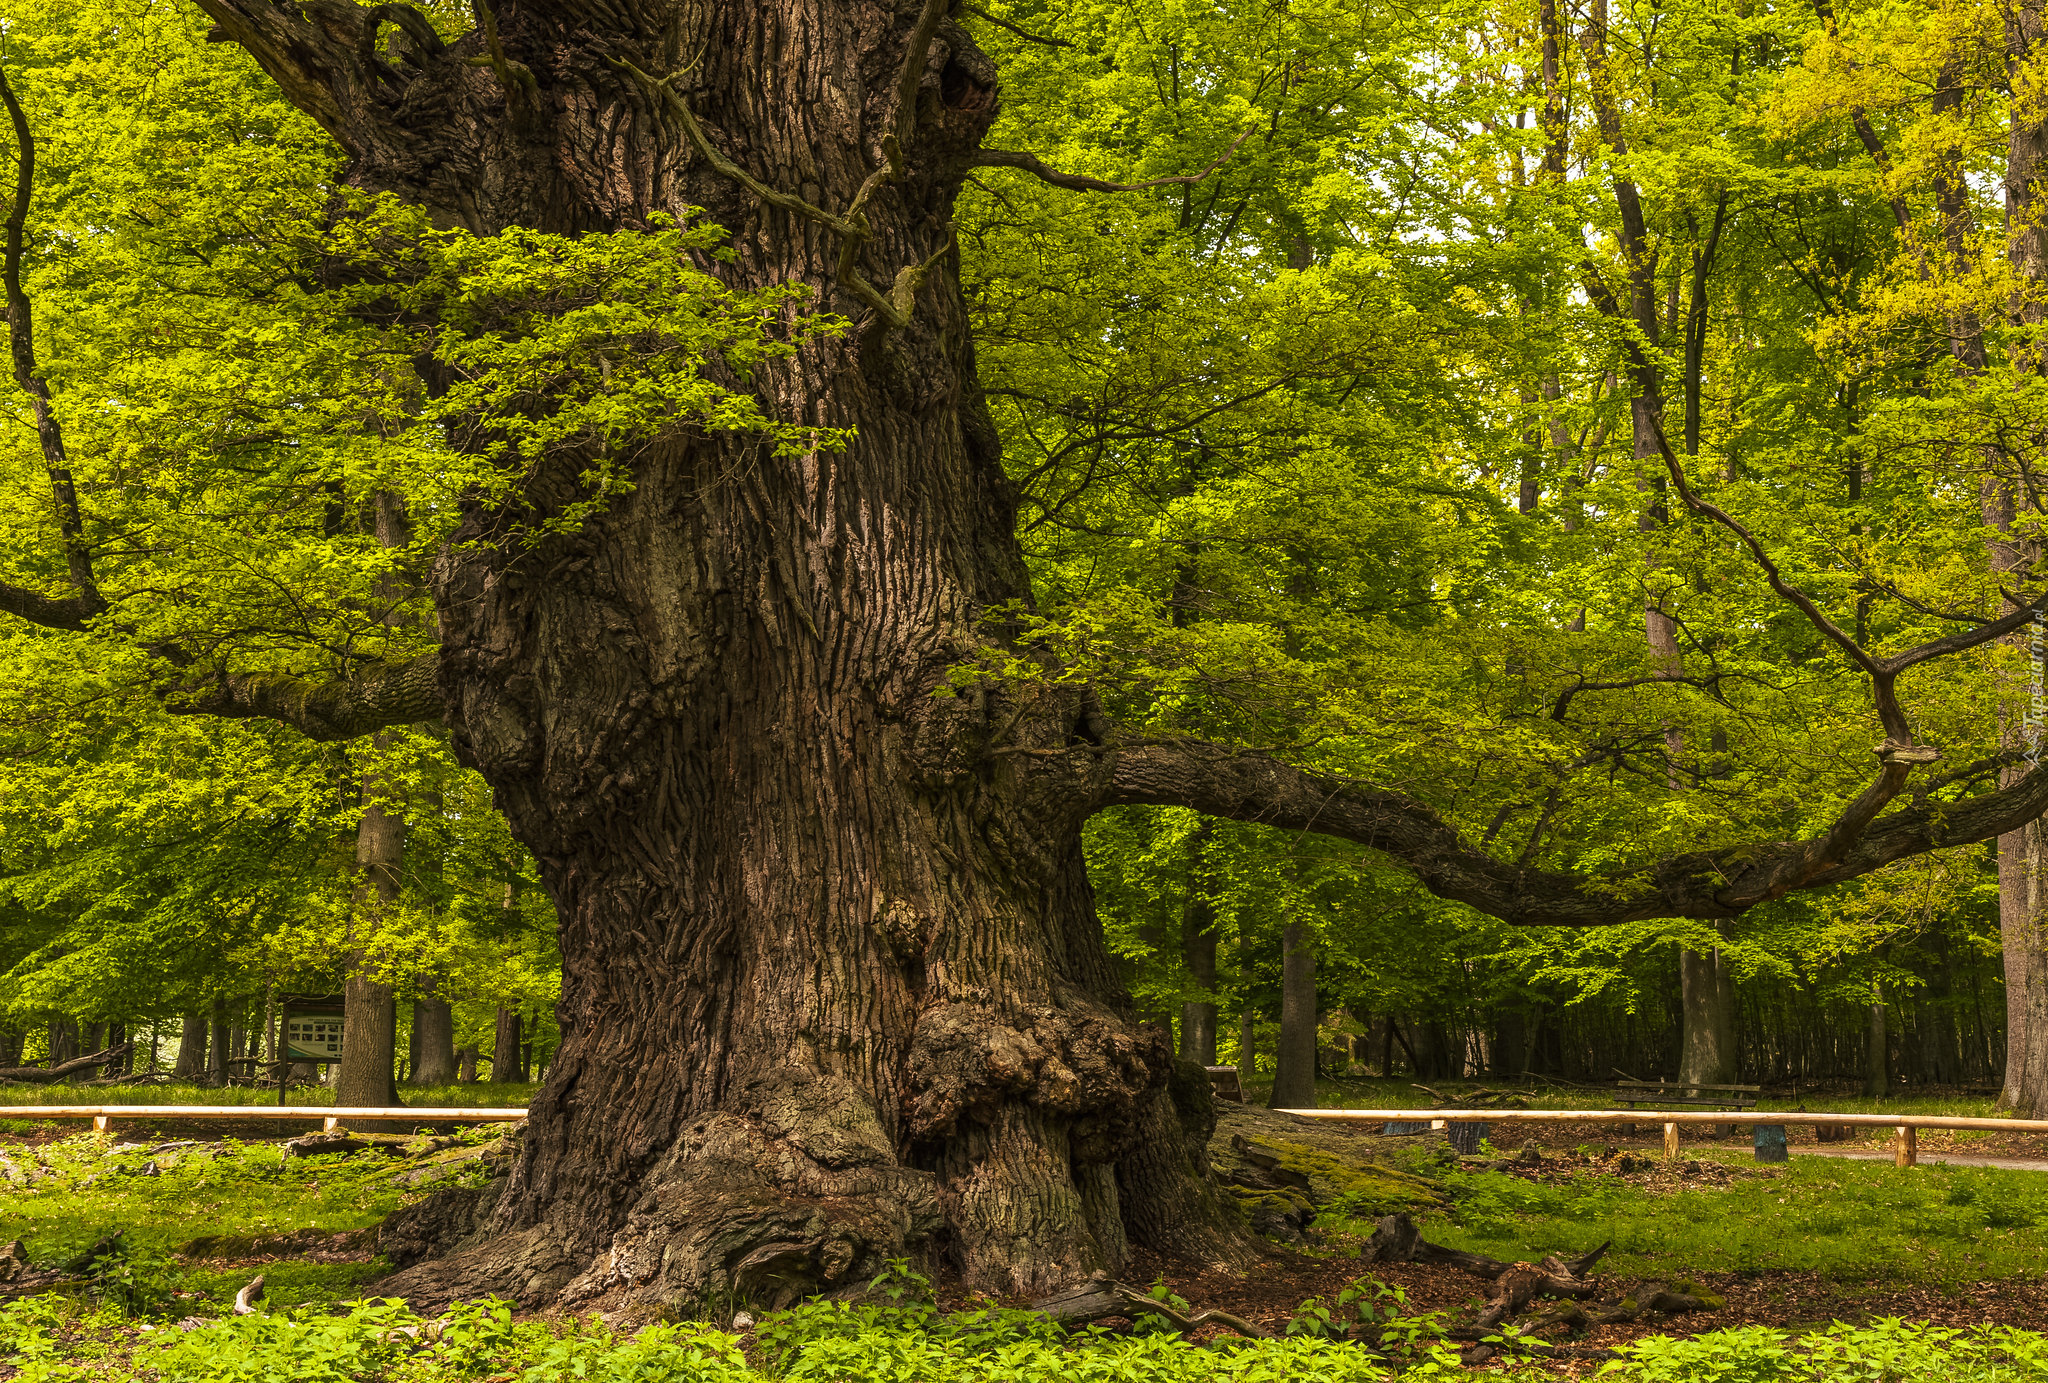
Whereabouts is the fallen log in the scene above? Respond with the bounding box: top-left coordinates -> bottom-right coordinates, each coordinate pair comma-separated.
0,1043 -> 133,1085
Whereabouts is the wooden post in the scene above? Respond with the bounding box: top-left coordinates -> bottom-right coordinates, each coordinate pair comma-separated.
92,1115 -> 110,1134
1895,1124 -> 1916,1168
1430,1118 -> 1447,1130
323,1116 -> 341,1133
1663,1122 -> 1680,1159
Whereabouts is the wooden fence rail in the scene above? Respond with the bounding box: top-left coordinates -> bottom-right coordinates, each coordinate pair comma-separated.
10,1105 -> 2038,1169
0,1105 -> 527,1134
1275,1107 -> 2048,1168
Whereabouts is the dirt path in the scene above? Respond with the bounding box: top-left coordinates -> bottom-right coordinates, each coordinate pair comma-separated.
1795,1147 -> 2048,1172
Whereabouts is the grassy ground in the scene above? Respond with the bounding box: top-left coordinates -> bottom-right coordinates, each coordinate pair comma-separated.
1407,1149 -> 2048,1287
7,1127 -> 2048,1378
0,1128 -> 510,1312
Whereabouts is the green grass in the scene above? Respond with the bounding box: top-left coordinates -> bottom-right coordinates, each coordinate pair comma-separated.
1375,1152 -> 2048,1286
0,1128 -> 504,1311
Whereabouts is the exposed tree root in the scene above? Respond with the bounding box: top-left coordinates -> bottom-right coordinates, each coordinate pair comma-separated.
1031,1273 -> 1273,1339
1357,1214 -> 1713,1365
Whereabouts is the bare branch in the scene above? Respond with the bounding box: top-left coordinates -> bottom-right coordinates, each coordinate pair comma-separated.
1885,596 -> 2047,672
961,5 -> 1073,47
1644,417 -> 1894,696
614,59 -> 933,330
973,130 -> 1254,194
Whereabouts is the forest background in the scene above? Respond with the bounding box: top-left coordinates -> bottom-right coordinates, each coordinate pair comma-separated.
0,0 -> 2039,1109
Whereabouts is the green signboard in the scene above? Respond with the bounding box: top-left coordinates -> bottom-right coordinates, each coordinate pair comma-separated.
280,995 -> 346,1062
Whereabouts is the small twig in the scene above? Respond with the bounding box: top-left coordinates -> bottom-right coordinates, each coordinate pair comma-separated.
464,0 -> 535,95
961,5 -> 1073,46
974,129 -> 1254,194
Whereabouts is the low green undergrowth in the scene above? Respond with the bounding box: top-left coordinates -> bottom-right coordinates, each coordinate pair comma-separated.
1398,1155 -> 2048,1286
7,1292 -> 2048,1382
2,1293 -> 1419,1383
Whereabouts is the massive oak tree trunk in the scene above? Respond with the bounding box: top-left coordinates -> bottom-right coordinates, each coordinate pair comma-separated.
199,0 -> 1235,1313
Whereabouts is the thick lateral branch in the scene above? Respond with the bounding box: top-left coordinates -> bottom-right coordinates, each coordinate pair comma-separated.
0,579 -> 102,632
1108,740 -> 2048,925
171,650 -> 444,741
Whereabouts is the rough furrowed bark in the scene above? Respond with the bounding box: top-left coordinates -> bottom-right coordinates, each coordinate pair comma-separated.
190,0 -> 1251,1316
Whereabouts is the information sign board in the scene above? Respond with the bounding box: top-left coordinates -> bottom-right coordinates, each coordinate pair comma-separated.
279,995 -> 347,1062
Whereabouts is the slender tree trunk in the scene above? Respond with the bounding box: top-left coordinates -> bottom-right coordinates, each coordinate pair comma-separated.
171,1013 -> 207,1080
457,1045 -> 478,1083
1493,1010 -> 1527,1077
0,1028 -> 19,1068
1678,949 -> 1738,1086
491,1007 -> 522,1084
1177,827 -> 1218,1066
1866,1001 -> 1890,1098
412,984 -> 458,1087
208,996 -> 229,1087
1268,923 -> 1319,1109
338,736 -> 405,1111
46,1018 -> 78,1067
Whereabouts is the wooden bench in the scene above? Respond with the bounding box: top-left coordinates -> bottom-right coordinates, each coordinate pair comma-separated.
1613,1079 -> 1759,1112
